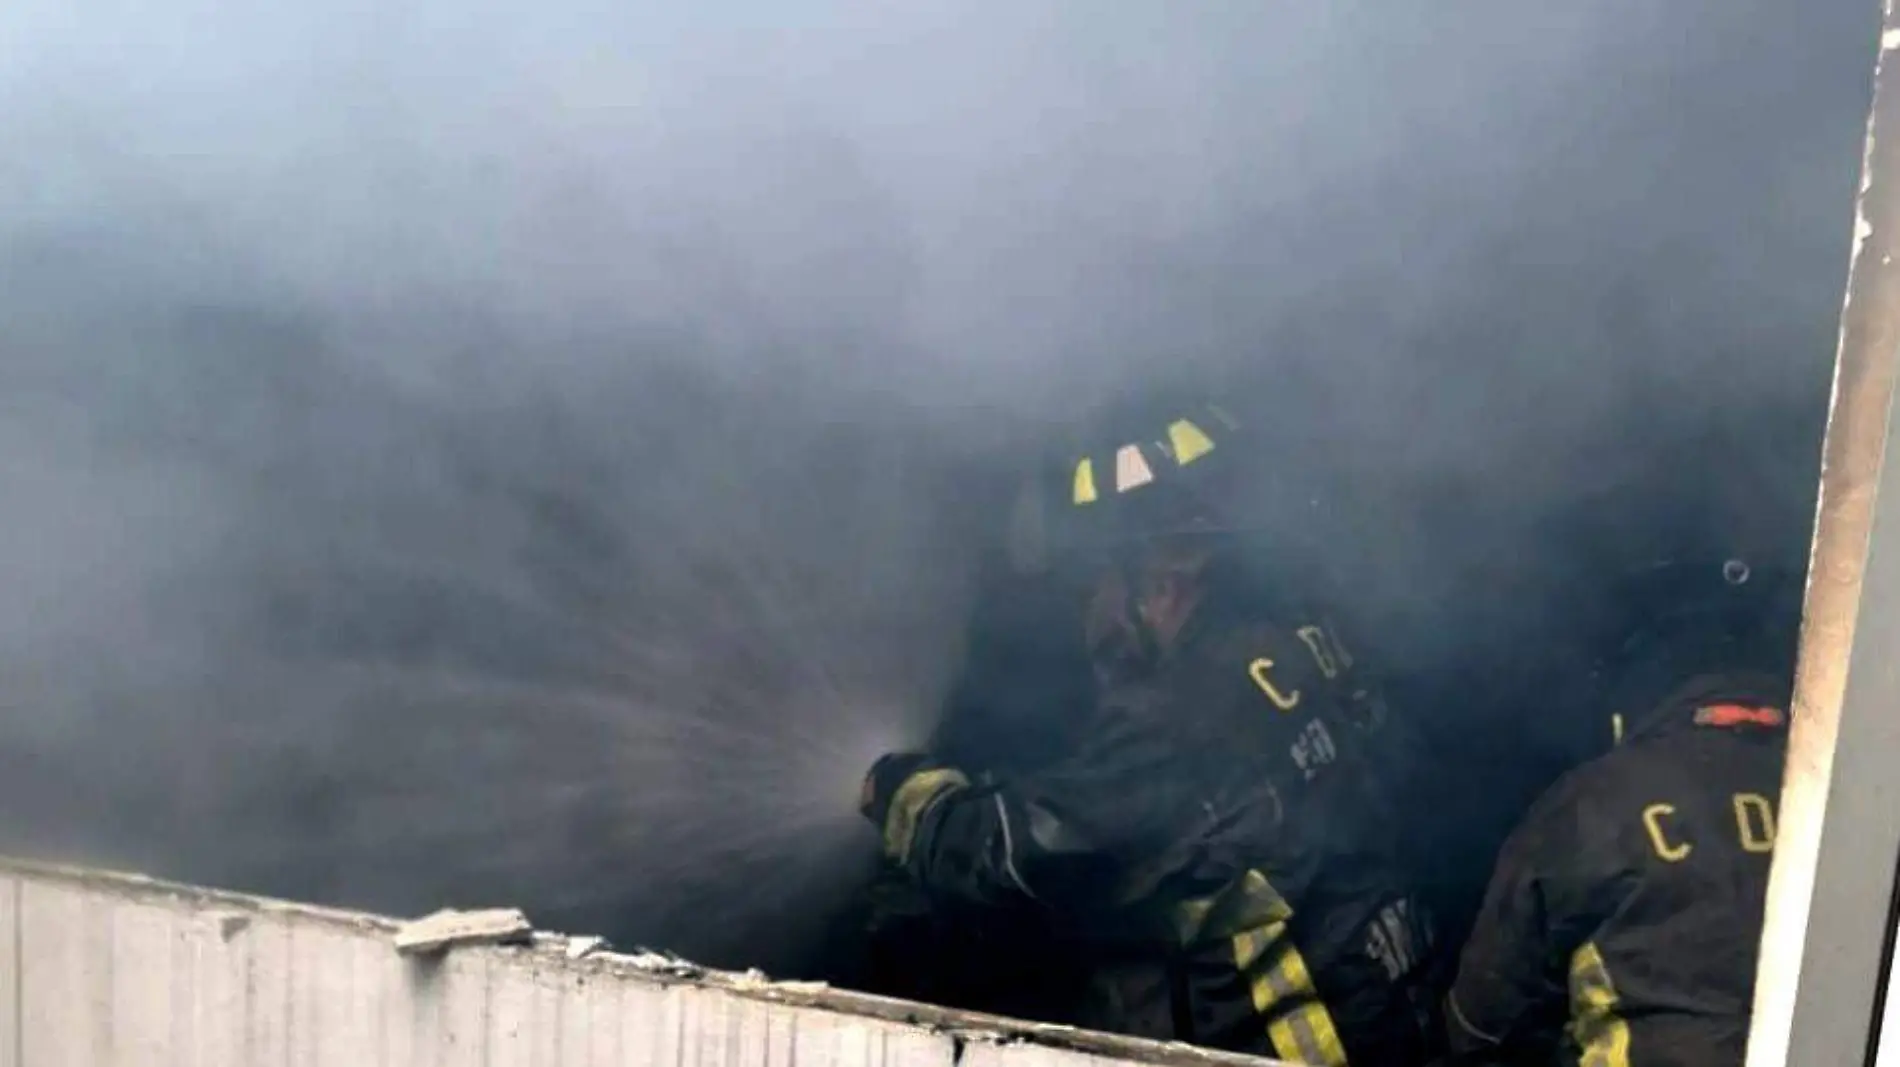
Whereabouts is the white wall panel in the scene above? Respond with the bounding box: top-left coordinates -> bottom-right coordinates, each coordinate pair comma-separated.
0,872 -> 18,1067
0,858 -> 1283,1067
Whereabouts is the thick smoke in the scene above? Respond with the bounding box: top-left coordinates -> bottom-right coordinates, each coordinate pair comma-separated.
0,0 -> 1881,975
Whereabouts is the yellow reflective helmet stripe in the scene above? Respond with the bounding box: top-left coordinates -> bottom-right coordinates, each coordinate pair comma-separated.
1167,418 -> 1217,466
1070,406 -> 1231,506
1568,942 -> 1632,1067
1071,407 -> 1232,506
880,769 -> 970,863
1073,458 -> 1098,505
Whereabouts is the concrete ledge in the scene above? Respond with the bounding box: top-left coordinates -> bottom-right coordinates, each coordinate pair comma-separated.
0,856 -> 1286,1067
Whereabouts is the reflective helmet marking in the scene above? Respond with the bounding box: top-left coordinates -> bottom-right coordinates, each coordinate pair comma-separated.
1115,443 -> 1156,493
1069,411 -> 1228,506
1073,458 -> 1099,505
1166,418 -> 1217,466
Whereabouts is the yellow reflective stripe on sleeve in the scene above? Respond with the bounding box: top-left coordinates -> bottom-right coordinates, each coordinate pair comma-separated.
1568,942 -> 1632,1067
1174,894 -> 1217,943
1232,923 -> 1271,971
1180,867 -> 1291,944
1227,871 -> 1348,1067
880,769 -> 970,863
1245,939 -> 1349,1067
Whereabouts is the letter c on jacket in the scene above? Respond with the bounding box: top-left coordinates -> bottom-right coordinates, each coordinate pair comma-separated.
1642,803 -> 1692,862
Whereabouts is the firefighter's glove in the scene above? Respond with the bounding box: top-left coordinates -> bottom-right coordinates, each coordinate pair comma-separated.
861,752 -> 972,863
859,752 -> 933,827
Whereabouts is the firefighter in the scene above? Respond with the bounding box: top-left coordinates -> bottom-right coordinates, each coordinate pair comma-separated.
1442,551 -> 1801,1067
859,400 -> 1439,1065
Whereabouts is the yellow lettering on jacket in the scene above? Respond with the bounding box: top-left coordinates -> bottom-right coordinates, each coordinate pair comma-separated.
1642,803 -> 1691,862
1733,793 -> 1777,853
1248,658 -> 1301,711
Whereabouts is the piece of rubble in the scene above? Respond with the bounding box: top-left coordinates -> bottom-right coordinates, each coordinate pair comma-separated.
565,935 -> 607,960
626,947 -> 701,976
767,980 -> 830,995
393,907 -> 533,956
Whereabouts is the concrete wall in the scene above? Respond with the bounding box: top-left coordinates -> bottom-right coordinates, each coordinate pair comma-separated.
0,858 -> 1278,1067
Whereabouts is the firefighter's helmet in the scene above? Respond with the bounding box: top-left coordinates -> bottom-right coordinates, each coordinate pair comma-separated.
1610,549 -> 1801,658
1598,548 -> 1805,743
1541,417 -> 1815,744
1056,397 -> 1253,552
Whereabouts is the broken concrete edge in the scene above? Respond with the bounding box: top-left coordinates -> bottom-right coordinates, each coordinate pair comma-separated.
393,906 -> 536,955
0,854 -> 1280,1067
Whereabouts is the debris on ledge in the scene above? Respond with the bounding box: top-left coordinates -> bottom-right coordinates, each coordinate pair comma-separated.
393,907 -> 534,956
623,946 -> 704,977
565,935 -> 608,960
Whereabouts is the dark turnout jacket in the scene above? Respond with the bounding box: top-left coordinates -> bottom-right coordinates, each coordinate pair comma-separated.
879,594 -> 1437,1065
1445,673 -> 1790,1067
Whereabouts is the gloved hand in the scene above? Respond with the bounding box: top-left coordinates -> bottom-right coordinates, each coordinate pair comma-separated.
859,751 -> 933,828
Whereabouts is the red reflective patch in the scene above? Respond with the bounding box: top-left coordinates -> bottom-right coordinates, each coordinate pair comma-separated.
1694,703 -> 1787,728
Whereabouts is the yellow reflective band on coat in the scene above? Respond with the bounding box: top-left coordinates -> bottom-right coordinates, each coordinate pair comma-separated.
1174,868 -> 1289,944
880,768 -> 970,863
1568,942 -> 1632,1067
1073,458 -> 1099,505
1166,418 -> 1217,466
1224,871 -> 1348,1067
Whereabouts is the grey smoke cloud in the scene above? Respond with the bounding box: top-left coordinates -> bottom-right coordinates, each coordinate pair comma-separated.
0,0 -> 1880,974
6,2 -> 1866,404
